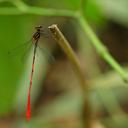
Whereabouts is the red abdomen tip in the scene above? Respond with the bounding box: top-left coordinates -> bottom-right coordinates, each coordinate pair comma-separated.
26,94 -> 31,122
26,110 -> 30,121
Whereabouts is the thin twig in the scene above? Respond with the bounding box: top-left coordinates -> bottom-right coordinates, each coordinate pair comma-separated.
48,24 -> 86,90
48,24 -> 92,128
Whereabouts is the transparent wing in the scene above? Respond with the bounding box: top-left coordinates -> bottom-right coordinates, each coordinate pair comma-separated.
7,38 -> 34,62
20,42 -> 33,62
37,44 -> 55,63
8,39 -> 31,56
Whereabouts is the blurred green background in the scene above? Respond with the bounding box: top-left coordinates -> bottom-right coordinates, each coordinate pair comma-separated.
0,0 -> 128,128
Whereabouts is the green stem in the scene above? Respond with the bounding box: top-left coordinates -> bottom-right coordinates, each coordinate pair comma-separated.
0,7 -> 76,16
27,7 -> 77,16
77,14 -> 128,82
0,7 -> 22,15
11,0 -> 28,12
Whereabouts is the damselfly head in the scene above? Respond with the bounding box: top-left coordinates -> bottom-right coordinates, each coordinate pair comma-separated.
35,26 -> 42,31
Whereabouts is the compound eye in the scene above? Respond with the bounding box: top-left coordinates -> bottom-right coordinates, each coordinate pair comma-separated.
35,26 -> 42,29
39,26 -> 42,28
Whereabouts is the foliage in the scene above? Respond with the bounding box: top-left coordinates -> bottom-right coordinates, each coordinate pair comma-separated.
0,0 -> 128,127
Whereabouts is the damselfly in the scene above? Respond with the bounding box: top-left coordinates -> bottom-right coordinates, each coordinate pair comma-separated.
26,26 -> 43,121
9,26 -> 53,121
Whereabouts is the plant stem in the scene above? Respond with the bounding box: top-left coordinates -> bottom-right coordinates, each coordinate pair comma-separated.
0,6 -> 76,16
48,24 -> 92,128
48,24 -> 86,89
77,14 -> 128,82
